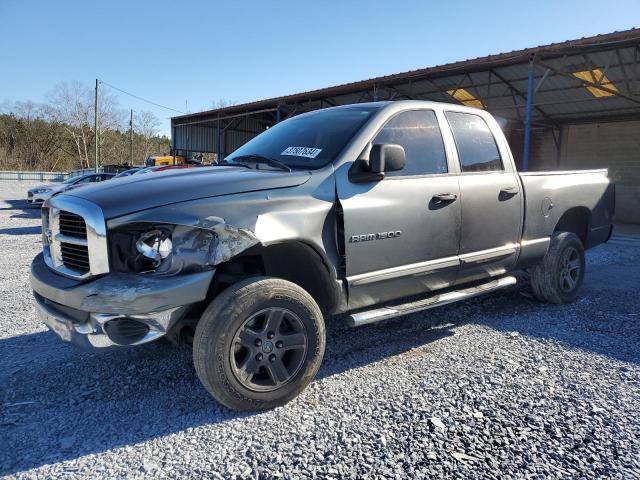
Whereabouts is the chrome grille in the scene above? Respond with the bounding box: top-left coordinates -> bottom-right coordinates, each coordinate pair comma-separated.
59,211 -> 87,239
42,196 -> 109,280
60,242 -> 90,272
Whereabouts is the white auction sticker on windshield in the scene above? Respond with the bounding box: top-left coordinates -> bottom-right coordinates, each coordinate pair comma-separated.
281,147 -> 322,159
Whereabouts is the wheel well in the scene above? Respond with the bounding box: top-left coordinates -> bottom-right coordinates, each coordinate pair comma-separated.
554,207 -> 590,245
211,241 -> 340,315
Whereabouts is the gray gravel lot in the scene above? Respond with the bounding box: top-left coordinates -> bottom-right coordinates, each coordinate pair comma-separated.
1,180 -> 639,479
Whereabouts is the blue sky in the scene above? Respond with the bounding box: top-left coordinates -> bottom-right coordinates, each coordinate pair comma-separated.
1,0 -> 638,134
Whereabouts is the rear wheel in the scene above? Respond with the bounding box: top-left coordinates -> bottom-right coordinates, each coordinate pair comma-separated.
530,231 -> 585,304
193,277 -> 325,411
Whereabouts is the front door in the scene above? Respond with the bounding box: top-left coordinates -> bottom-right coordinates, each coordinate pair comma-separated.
336,109 -> 462,310
443,111 -> 523,285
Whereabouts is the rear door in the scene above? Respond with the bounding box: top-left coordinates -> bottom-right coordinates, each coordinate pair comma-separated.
337,109 -> 462,309
444,111 -> 523,284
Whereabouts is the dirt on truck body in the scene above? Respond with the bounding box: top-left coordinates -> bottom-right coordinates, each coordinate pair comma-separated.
31,100 -> 615,410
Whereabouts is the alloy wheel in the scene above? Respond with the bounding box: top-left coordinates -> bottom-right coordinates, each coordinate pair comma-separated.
230,308 -> 308,392
558,246 -> 581,293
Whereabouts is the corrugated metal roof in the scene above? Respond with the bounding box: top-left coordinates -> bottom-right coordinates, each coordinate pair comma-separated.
172,28 -> 640,124
172,28 -> 640,155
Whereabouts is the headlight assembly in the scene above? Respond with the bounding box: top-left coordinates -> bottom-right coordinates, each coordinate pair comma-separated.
110,223 -> 218,276
136,230 -> 173,267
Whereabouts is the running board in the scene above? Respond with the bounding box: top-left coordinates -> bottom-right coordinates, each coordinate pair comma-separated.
347,275 -> 517,327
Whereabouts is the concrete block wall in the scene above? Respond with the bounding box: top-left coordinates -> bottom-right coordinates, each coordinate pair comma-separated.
560,121 -> 639,224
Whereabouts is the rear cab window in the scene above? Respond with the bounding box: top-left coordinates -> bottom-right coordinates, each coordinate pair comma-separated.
445,111 -> 503,173
373,109 -> 448,177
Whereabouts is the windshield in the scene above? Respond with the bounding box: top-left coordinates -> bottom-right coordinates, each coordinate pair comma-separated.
226,106 -> 377,169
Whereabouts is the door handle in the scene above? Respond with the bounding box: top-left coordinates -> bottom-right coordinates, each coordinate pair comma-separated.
432,193 -> 458,203
500,186 -> 519,196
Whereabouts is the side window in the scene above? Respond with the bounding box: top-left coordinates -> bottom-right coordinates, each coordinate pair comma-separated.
445,112 -> 503,173
373,110 -> 447,176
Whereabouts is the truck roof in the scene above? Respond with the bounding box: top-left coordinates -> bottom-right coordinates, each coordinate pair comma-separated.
312,100 -> 493,117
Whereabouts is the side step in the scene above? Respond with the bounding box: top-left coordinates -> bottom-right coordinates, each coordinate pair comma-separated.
347,275 -> 517,327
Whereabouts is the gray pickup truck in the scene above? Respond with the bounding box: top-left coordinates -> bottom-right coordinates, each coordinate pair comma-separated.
30,101 -> 614,411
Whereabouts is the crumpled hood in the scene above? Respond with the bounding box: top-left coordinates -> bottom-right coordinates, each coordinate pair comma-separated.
65,166 -> 311,219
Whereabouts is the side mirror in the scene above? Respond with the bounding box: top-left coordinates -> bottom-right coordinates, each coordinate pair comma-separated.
369,144 -> 405,173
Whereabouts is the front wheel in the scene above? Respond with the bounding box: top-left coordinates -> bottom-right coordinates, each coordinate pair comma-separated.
193,277 -> 325,411
530,231 -> 586,304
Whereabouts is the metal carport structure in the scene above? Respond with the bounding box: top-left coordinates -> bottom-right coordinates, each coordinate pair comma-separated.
171,28 -> 640,222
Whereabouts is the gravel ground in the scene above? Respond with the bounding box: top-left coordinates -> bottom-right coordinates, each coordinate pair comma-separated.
1,180 -> 639,479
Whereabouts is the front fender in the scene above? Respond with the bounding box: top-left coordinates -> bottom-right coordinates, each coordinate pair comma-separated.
107,172 -> 338,272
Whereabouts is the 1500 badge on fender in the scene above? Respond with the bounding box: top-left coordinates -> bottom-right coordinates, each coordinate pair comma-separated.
349,231 -> 402,243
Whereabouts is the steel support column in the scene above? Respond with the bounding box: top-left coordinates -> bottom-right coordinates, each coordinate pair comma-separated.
171,126 -> 177,163
217,119 -> 223,162
276,105 -> 281,123
522,56 -> 536,171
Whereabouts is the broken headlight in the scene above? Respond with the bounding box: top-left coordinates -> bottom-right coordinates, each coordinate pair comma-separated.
136,229 -> 173,267
110,223 -> 217,276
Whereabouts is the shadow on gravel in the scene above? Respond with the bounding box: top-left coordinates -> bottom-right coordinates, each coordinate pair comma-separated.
0,319 -> 455,475
0,226 -> 41,235
11,211 -> 41,219
0,199 -> 41,219
0,199 -> 40,210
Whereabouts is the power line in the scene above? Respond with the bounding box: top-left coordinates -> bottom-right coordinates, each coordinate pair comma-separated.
99,79 -> 186,114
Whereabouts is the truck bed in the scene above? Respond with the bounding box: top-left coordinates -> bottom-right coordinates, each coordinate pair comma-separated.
519,168 -> 614,249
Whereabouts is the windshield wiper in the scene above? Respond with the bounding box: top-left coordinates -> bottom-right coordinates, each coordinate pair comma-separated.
230,155 -> 292,172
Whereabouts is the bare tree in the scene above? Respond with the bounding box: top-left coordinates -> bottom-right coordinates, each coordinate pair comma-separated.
96,93 -> 125,166
211,98 -> 237,109
47,81 -> 124,169
135,110 -> 161,161
47,81 -> 93,168
0,82 -> 170,172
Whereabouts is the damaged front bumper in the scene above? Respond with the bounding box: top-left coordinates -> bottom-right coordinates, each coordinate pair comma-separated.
30,253 -> 214,349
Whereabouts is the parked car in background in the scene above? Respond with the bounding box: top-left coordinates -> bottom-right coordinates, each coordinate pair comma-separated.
113,167 -> 143,178
49,175 -> 116,199
27,173 -> 115,205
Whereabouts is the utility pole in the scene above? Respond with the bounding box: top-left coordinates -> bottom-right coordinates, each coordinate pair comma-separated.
94,79 -> 99,172
129,109 -> 134,165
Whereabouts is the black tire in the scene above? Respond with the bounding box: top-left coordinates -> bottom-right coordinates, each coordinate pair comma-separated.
193,276 -> 325,411
530,231 -> 585,304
